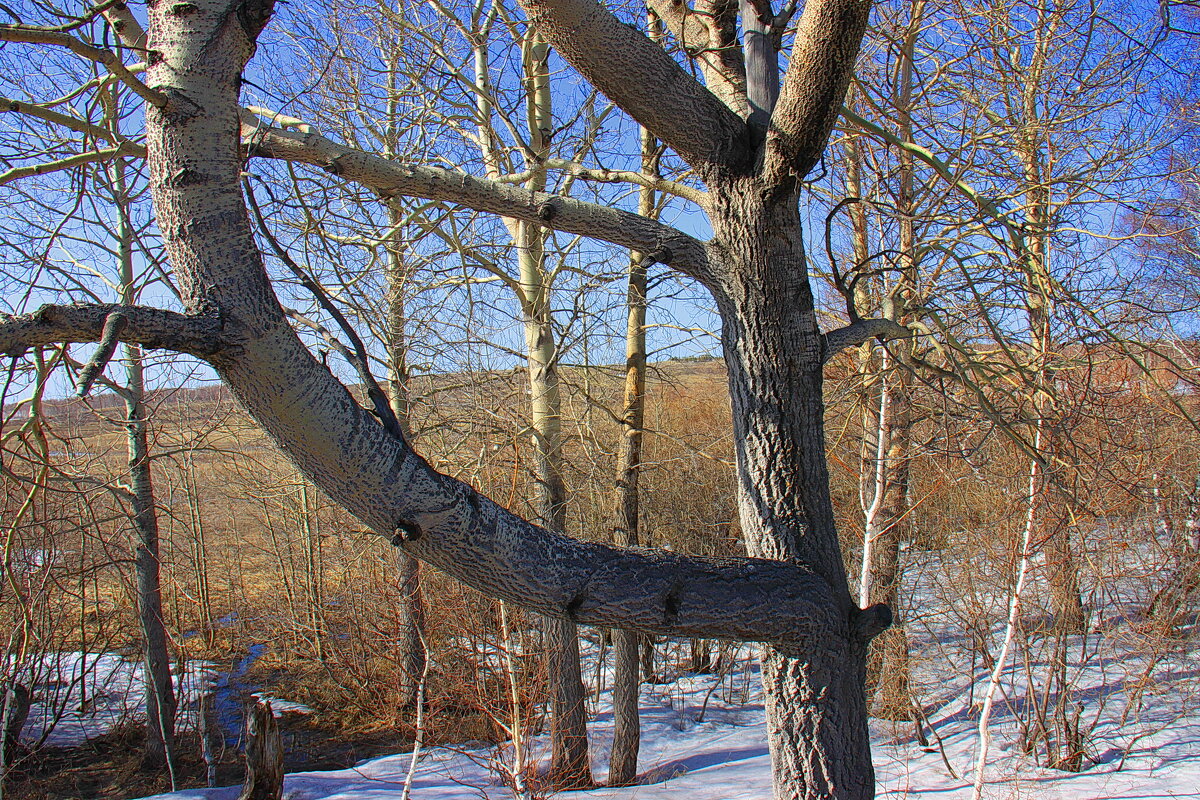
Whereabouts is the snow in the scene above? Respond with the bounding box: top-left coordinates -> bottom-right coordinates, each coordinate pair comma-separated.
22,548 -> 1200,799
11,653 -> 212,749
130,631 -> 1200,800
9,651 -> 310,750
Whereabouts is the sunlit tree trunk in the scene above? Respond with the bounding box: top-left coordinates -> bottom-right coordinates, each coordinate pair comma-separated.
608,113 -> 658,786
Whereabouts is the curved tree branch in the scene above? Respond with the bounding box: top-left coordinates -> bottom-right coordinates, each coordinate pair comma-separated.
123,0 -> 883,650
764,0 -> 871,189
516,0 -> 751,174
0,24 -> 166,108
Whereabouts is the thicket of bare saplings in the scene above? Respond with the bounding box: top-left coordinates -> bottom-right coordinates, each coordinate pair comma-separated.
3,337 -> 1199,796
3,0 -> 1200,798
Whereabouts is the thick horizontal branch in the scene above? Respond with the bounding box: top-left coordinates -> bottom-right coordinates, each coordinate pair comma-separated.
517,0 -> 751,174
0,304 -> 225,358
764,0 -> 871,189
247,123 -> 715,286
821,317 -> 908,363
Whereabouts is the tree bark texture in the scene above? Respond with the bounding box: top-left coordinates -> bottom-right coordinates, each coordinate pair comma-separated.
1,684 -> 30,767
383,209 -> 427,710
710,181 -> 876,798
113,151 -> 178,771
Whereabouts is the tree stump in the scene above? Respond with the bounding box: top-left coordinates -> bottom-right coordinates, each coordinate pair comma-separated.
237,699 -> 282,800
2,683 -> 31,766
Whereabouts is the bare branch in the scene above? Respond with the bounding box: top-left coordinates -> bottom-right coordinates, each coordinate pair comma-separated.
0,142 -> 144,186
821,317 -> 907,363
0,94 -> 134,145
244,179 -> 405,439
74,311 -> 127,397
516,0 -> 751,173
0,304 -> 225,358
245,121 -> 715,286
764,0 -> 871,188
494,157 -> 707,206
0,25 -> 167,108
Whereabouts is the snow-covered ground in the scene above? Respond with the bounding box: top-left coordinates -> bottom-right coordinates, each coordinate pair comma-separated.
122,629 -> 1200,800
17,545 -> 1200,799
12,652 -> 212,749
10,651 -> 310,749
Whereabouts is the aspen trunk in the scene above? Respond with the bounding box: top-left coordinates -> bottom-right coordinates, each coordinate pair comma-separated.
608,111 -> 658,788
383,209 -> 428,709
131,4 -> 879,797
712,183 -> 875,799
113,151 -> 177,773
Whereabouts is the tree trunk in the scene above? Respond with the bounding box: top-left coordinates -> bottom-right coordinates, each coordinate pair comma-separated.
383,208 -> 428,710
113,151 -> 177,773
127,356 -> 178,773
608,108 -> 657,788
1,683 -> 30,768
125,5 -> 880,798
199,690 -> 221,787
711,184 -> 875,799
1017,8 -> 1085,635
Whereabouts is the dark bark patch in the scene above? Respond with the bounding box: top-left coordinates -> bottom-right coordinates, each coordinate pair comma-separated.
663,583 -> 683,626
536,199 -> 558,221
164,167 -> 208,188
852,603 -> 892,642
168,2 -> 199,15
236,0 -> 275,41
565,590 -> 587,620
391,520 -> 422,544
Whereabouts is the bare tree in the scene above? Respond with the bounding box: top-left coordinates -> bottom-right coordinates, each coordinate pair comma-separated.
0,2 -> 905,797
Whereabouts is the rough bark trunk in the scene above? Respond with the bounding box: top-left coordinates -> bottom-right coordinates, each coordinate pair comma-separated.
238,699 -> 283,800
1,684 -> 30,768
383,209 -> 427,710
711,182 -> 875,799
126,4 -> 880,798
1017,8 -> 1085,636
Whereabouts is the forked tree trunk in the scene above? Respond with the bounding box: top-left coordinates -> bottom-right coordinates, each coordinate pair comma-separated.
124,3 -> 879,798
